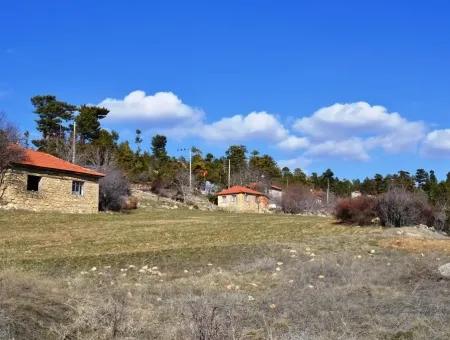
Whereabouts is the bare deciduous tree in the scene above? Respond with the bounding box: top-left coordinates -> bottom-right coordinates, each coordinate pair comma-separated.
173,168 -> 197,203
376,186 -> 431,227
0,114 -> 24,200
281,184 -> 329,214
98,168 -> 130,211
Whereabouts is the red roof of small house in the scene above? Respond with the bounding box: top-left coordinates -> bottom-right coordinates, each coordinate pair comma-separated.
216,185 -> 267,197
270,184 -> 282,191
13,148 -> 104,177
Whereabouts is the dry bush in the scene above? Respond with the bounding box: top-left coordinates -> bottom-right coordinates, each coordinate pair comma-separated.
0,114 -> 24,201
99,168 -> 130,211
281,184 -> 326,214
0,270 -> 73,339
376,187 -> 433,227
334,196 -> 377,225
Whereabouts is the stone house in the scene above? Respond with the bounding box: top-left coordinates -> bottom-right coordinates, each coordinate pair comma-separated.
216,185 -> 269,213
1,148 -> 104,213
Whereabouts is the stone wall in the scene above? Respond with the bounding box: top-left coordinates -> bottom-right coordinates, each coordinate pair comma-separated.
218,193 -> 268,213
1,167 -> 100,213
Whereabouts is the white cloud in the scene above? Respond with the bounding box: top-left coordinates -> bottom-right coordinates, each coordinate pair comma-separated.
305,138 -> 370,161
290,101 -> 426,160
202,111 -> 288,142
277,135 -> 310,150
277,156 -> 312,171
100,90 -> 203,123
421,129 -> 450,156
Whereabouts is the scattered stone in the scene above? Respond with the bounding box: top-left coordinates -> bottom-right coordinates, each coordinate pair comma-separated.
127,291 -> 133,298
288,279 -> 294,284
276,267 -> 281,272
310,253 -> 316,257
226,284 -> 233,290
104,265 -> 111,269
248,295 -> 255,301
318,275 -> 325,279
356,255 -> 362,259
128,265 -> 136,269
138,269 -> 146,273
90,266 -> 97,271
183,269 -> 189,273
120,268 -> 127,272
387,262 -> 391,266
152,266 -> 158,270
80,271 -> 88,275
438,263 -> 450,278
308,284 -> 314,289
269,304 -> 276,309
207,263 -> 213,266
289,249 -> 297,254
277,261 -> 283,266
249,283 -> 258,287
369,249 -> 376,254
156,297 -> 162,302
305,247 -> 311,252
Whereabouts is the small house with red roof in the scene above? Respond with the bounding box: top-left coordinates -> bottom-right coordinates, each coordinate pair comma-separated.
1,148 -> 104,213
216,185 -> 269,213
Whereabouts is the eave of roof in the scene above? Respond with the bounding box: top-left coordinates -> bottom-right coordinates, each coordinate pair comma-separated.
13,148 -> 104,177
216,185 -> 268,197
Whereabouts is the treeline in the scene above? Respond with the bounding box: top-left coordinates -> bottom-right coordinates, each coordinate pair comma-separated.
24,95 -> 450,205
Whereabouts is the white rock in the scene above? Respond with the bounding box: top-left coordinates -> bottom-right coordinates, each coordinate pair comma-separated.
276,267 -> 281,272
308,284 -> 314,289
438,263 -> 450,278
183,269 -> 189,273
152,266 -> 158,270
369,249 -> 376,254
288,279 -> 294,283
90,267 -> 97,271
318,275 -> 325,279
269,304 -> 276,309
289,249 -> 297,253
277,262 -> 283,266
248,295 -> 255,301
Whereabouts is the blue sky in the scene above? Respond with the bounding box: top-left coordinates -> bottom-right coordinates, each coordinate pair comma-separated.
1,0 -> 450,179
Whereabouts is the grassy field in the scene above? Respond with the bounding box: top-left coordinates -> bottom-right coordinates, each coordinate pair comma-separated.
0,207 -> 449,339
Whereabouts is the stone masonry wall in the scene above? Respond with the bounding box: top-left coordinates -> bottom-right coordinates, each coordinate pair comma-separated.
1,167 -> 100,213
218,193 -> 268,213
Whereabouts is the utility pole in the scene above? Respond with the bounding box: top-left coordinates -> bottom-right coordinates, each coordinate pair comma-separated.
326,178 -> 330,205
72,121 -> 76,163
228,158 -> 231,188
178,147 -> 193,192
189,147 -> 192,192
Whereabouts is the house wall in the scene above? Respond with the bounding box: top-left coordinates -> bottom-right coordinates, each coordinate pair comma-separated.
1,167 -> 100,213
217,193 -> 268,212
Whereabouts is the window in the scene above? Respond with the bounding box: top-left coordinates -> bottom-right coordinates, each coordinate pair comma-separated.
244,194 -> 249,202
27,175 -> 41,191
72,181 -> 84,196
222,195 -> 227,202
231,194 -> 237,202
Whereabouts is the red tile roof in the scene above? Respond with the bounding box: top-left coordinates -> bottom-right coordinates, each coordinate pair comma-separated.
216,185 -> 267,197
14,149 -> 104,177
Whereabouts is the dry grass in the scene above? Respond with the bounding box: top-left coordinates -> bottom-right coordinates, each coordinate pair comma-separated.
0,207 -> 449,339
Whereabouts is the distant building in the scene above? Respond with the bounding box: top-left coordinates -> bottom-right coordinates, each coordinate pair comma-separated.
216,185 -> 269,213
1,149 -> 104,213
351,191 -> 362,198
248,183 -> 283,209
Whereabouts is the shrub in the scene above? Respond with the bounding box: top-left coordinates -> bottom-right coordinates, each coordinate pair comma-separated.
281,184 -> 325,214
376,187 -> 432,228
334,196 -> 377,225
99,169 -> 130,211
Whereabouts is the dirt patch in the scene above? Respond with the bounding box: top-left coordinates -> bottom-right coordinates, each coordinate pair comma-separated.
379,238 -> 450,254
